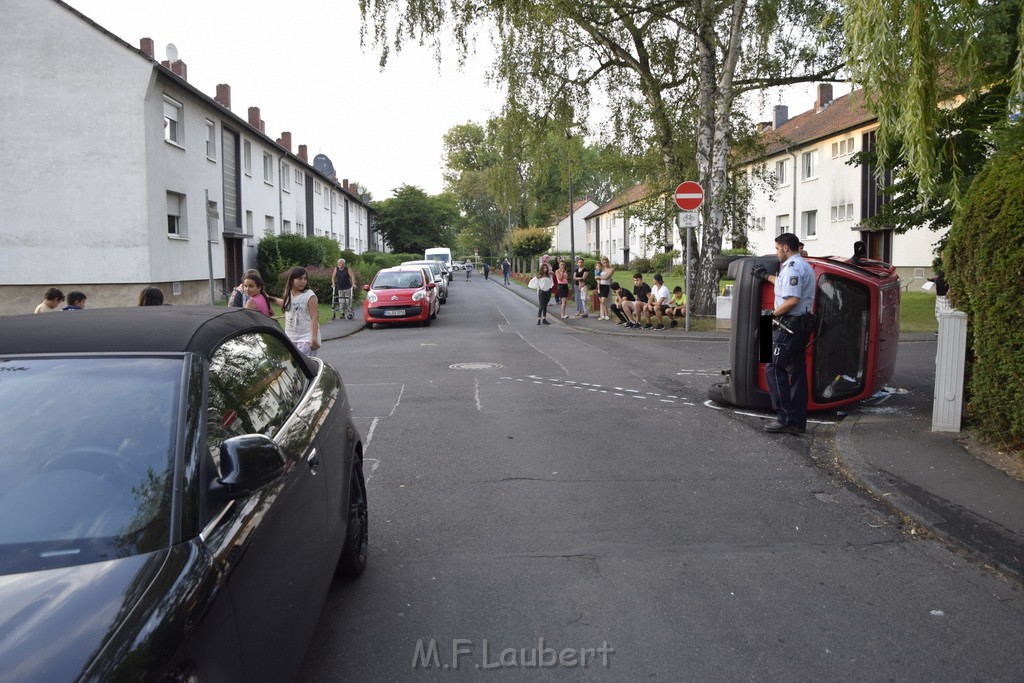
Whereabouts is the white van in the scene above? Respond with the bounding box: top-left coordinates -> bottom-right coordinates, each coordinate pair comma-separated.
425,247 -> 456,271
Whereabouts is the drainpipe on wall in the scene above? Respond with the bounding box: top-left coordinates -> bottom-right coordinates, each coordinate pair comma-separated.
789,148 -> 799,236
278,155 -> 284,237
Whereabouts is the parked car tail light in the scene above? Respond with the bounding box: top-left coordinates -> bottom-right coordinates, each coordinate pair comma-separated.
412,290 -> 426,302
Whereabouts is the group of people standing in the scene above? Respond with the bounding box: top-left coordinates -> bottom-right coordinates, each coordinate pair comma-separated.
530,255 -> 686,329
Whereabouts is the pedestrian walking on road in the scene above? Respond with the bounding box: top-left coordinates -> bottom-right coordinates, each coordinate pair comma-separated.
502,258 -> 511,285
751,232 -> 815,434
465,259 -> 473,281
534,263 -> 553,325
483,262 -> 490,280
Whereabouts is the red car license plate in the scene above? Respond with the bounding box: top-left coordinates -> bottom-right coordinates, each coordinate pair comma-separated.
384,309 -> 404,316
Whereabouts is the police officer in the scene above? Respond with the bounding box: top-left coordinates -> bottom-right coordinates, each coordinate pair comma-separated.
751,233 -> 815,434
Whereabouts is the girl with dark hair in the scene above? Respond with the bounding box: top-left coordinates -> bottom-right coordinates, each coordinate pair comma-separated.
535,263 -> 553,325
137,287 -> 165,306
242,273 -> 273,318
272,267 -> 321,355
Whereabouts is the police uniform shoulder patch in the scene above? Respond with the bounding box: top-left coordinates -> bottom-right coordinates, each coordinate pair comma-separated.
789,276 -> 798,286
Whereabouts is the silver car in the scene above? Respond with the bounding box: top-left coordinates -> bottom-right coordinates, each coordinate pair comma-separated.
401,260 -> 449,304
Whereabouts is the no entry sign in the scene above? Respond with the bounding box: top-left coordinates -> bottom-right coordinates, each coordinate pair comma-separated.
674,181 -> 704,211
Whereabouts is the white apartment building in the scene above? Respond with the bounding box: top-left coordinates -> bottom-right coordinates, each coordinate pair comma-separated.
0,0 -> 379,315
735,85 -> 942,281
585,184 -> 677,266
549,197 -> 600,255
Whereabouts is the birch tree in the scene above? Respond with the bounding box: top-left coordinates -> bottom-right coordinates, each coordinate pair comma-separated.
361,0 -> 843,313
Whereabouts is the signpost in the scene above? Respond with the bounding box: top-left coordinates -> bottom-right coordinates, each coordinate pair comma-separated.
674,182 -> 703,331
674,181 -> 704,211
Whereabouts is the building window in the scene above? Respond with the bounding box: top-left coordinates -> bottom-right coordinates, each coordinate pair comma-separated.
846,203 -> 854,220
802,210 -> 817,237
831,136 -> 856,158
246,211 -> 253,235
801,150 -> 817,180
775,214 -> 790,235
770,158 -> 786,184
264,215 -> 275,236
243,140 -> 252,176
752,217 -> 766,232
283,219 -> 291,234
166,191 -> 185,237
831,203 -> 856,221
314,181 -> 322,196
282,163 -> 291,192
295,169 -> 303,185
324,188 -> 330,209
263,153 -> 273,185
296,222 -> 304,235
205,120 -> 216,160
163,96 -> 182,145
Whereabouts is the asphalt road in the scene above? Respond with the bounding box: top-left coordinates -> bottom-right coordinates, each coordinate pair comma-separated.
300,278 -> 1024,680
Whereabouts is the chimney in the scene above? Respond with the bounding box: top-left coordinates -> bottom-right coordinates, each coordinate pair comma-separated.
215,84 -> 231,110
773,105 -> 789,129
280,132 -> 292,152
815,83 -> 834,111
298,144 -> 308,162
248,107 -> 260,128
140,37 -> 155,59
342,179 -> 349,190
168,60 -> 187,81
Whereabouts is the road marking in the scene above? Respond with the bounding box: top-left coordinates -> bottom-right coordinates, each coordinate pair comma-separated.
475,377 -> 482,411
365,416 -> 380,445
364,457 -> 381,483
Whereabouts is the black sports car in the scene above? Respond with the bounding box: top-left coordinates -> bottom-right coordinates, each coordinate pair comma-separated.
0,307 -> 367,680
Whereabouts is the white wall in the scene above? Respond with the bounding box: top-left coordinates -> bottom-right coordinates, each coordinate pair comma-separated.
1,0 -> 155,285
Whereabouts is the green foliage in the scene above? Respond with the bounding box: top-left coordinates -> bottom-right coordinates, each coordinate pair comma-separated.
511,227 -> 553,259
650,250 -> 680,273
257,234 -> 332,288
629,257 -> 652,275
310,235 -> 343,268
945,127 -> 1024,450
371,185 -> 459,253
721,248 -> 753,256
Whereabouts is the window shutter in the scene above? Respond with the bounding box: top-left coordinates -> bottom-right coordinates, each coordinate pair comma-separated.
166,192 -> 181,216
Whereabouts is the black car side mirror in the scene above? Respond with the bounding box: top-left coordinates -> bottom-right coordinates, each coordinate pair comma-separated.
217,434 -> 286,499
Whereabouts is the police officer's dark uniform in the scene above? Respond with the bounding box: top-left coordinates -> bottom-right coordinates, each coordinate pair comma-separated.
756,236 -> 815,434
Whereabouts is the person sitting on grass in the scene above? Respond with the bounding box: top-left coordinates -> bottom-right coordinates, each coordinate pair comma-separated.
666,286 -> 687,327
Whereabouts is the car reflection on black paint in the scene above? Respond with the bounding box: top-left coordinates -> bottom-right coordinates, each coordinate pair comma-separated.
0,307 -> 367,681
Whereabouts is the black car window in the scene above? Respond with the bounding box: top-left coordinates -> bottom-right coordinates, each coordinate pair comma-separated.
0,357 -> 181,574
813,274 -> 870,402
205,332 -> 308,470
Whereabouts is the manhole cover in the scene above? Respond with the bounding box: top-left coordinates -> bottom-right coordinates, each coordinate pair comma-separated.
450,362 -> 503,370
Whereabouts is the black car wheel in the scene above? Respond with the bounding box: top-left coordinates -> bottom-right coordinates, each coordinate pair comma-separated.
337,457 -> 368,579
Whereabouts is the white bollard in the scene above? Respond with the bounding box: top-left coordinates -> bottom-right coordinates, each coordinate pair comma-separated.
932,309 -> 968,432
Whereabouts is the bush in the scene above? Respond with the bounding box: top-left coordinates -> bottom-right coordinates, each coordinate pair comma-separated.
257,234 -> 328,284
650,249 -> 680,273
629,257 -> 652,274
946,129 -> 1024,450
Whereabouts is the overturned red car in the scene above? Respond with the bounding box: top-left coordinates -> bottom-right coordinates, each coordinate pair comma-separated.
709,253 -> 901,412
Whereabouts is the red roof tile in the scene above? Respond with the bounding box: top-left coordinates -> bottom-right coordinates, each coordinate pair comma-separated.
757,89 -> 876,158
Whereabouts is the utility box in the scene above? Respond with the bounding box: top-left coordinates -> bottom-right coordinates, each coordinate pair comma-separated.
709,255 -> 902,412
932,309 -> 968,432
716,295 -> 733,330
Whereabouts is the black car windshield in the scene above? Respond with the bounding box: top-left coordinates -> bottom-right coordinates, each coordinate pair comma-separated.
0,357 -> 181,574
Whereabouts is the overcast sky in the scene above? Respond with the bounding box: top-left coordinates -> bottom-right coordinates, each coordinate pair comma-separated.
68,0 -> 848,200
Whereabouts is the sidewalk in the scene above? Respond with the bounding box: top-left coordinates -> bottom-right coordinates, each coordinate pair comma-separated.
324,278 -> 1024,583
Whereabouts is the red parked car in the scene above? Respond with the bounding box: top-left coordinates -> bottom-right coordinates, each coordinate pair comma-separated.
362,266 -> 439,328
709,254 -> 901,412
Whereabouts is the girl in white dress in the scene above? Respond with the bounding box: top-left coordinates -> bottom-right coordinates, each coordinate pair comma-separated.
274,267 -> 321,355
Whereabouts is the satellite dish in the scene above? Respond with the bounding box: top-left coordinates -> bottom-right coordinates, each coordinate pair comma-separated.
165,43 -> 179,62
313,154 -> 335,178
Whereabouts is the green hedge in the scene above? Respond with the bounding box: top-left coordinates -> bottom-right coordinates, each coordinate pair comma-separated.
945,128 -> 1024,450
